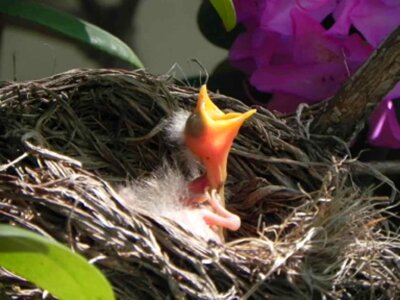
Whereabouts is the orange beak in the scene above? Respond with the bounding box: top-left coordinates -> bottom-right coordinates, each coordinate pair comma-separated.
184,85 -> 256,191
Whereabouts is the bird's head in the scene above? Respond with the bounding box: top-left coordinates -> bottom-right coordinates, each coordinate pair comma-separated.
184,85 -> 256,192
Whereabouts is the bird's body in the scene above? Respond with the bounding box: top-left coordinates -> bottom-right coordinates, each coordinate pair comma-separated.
119,86 -> 256,243
118,164 -> 222,242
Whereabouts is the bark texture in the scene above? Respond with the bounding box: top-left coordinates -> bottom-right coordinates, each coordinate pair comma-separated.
311,27 -> 400,141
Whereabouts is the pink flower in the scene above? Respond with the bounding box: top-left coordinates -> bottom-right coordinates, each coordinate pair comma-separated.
369,85 -> 400,148
330,0 -> 400,47
230,0 -> 400,148
260,0 -> 337,35
250,9 -> 372,100
234,0 -> 265,25
267,92 -> 311,114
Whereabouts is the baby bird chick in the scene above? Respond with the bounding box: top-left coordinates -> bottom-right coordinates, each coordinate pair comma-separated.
119,85 -> 256,242
184,85 -> 256,239
118,165 -> 225,242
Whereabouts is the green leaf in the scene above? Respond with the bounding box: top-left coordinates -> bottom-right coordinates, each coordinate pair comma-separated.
0,0 -> 143,68
0,225 -> 114,300
197,1 -> 242,49
208,0 -> 237,31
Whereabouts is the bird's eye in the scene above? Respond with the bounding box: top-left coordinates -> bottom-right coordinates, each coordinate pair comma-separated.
185,112 -> 204,138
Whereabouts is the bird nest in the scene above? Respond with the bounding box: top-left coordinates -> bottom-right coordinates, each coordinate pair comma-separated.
0,69 -> 399,299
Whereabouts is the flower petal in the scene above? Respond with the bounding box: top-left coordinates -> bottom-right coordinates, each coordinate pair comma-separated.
260,0 -> 336,35
292,9 -> 342,64
350,0 -> 400,47
266,92 -> 312,113
330,0 -> 360,35
229,31 -> 257,74
369,85 -> 400,148
234,0 -> 265,24
251,63 -> 348,100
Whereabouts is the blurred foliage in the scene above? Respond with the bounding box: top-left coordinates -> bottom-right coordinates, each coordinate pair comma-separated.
0,225 -> 114,300
0,0 -> 143,68
208,0 -> 236,31
198,1 -> 243,49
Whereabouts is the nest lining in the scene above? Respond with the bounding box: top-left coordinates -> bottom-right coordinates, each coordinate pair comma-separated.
0,69 -> 399,299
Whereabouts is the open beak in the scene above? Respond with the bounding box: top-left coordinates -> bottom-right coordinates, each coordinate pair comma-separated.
184,85 -> 256,191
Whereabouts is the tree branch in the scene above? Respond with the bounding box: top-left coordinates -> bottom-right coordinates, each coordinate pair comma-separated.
311,26 -> 400,141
